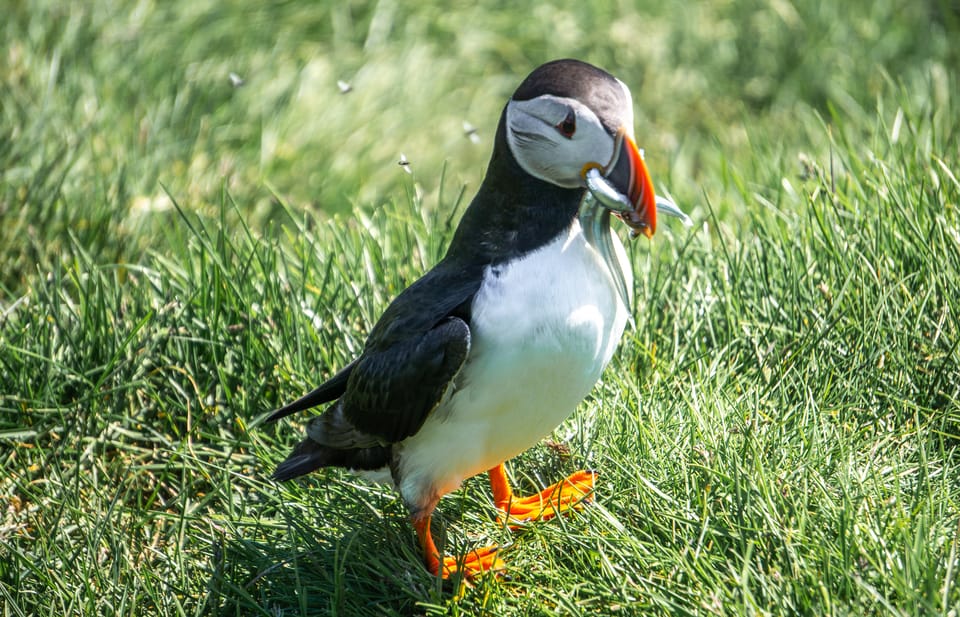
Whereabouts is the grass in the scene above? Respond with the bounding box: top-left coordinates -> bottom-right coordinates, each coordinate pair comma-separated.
2,0 -> 959,615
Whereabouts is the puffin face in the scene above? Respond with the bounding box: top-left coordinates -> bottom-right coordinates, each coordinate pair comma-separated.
505,59 -> 658,238
506,94 -> 620,189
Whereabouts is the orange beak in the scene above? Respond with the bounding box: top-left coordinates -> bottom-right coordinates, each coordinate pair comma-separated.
604,130 -> 657,239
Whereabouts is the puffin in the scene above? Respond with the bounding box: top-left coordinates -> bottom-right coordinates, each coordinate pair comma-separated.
266,59 -> 691,579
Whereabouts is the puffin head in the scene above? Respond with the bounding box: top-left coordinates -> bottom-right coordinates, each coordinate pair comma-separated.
505,59 -> 668,239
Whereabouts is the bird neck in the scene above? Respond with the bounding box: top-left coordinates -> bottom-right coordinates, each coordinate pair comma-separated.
445,107 -> 584,266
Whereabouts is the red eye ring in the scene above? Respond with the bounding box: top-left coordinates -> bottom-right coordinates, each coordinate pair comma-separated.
556,110 -> 576,139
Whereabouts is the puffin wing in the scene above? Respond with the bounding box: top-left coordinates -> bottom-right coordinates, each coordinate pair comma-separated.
340,314 -> 470,443
266,260 -> 483,444
270,313 -> 470,481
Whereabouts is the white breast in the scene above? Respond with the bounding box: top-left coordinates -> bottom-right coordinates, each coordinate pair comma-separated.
394,219 -> 632,506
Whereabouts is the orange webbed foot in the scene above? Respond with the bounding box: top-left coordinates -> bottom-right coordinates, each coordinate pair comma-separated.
414,514 -> 506,581
440,544 -> 506,580
489,466 -> 596,528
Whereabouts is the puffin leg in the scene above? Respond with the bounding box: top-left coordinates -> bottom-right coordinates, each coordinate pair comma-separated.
411,512 -> 504,579
488,464 -> 596,527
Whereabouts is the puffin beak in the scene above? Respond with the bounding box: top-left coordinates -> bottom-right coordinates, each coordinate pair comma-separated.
582,128 -> 657,239
605,130 -> 657,238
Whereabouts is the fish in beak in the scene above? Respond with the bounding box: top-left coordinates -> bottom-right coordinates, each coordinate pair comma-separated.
579,128 -> 692,311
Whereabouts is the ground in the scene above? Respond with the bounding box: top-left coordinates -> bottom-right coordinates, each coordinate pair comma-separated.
1,1 -> 958,615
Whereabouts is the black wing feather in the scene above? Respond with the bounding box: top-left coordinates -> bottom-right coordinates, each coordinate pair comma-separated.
265,359 -> 357,423
343,316 -> 470,443
268,259 -> 484,446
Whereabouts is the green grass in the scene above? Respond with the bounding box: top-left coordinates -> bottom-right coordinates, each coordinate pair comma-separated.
2,1 -> 959,615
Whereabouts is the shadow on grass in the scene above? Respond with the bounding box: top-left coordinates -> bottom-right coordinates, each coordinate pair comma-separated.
198,481 -> 501,615
199,455 -> 584,615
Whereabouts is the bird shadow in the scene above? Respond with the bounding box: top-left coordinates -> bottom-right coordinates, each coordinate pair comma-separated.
198,452 -> 582,614
195,479 -> 502,615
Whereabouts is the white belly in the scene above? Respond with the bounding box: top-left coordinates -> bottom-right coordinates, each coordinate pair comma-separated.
394,220 -> 632,504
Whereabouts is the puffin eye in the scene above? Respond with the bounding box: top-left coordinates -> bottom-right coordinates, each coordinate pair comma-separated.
555,110 -> 576,139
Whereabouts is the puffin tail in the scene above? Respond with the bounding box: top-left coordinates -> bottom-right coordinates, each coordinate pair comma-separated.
272,438 -> 392,481
272,439 -> 333,481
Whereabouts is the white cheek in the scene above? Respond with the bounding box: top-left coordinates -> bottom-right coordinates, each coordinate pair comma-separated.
506,107 -> 573,187
505,99 -> 616,188
577,127 -> 616,170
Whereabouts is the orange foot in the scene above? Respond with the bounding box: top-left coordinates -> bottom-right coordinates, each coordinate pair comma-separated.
413,515 -> 506,580
411,466 -> 596,580
440,544 -> 505,579
489,465 -> 596,528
